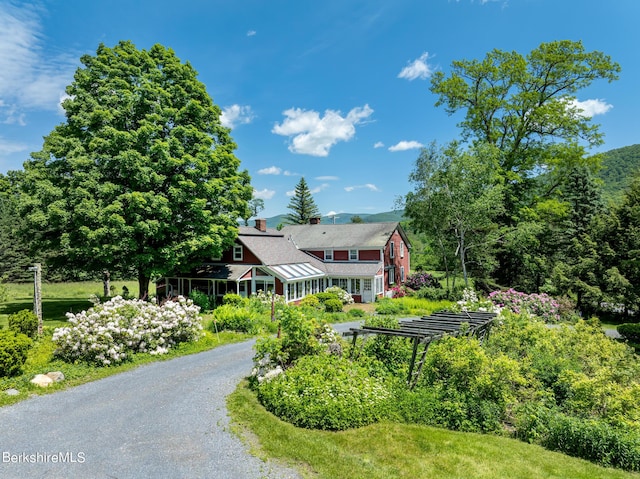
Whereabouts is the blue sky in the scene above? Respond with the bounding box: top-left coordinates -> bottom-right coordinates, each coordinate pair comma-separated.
0,0 -> 638,218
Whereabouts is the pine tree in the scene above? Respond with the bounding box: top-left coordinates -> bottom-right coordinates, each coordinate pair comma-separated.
285,177 -> 320,225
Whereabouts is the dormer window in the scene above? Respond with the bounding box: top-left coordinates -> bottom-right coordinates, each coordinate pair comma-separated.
324,249 -> 333,261
233,244 -> 243,261
349,249 -> 358,260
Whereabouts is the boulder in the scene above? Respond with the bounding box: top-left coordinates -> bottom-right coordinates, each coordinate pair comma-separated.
30,374 -> 53,387
4,388 -> 19,396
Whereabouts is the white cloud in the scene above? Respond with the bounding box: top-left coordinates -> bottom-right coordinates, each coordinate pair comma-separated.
0,137 -> 28,156
258,166 -> 282,175
284,170 -> 299,176
0,3 -> 78,123
345,184 -> 380,192
389,140 -> 424,152
568,98 -> 613,118
316,176 -> 339,181
398,52 -> 434,81
310,183 -> 330,194
373,141 -> 385,148
325,210 -> 339,217
253,188 -> 275,200
285,189 -> 295,197
247,30 -> 256,37
272,104 -> 374,156
220,104 -> 255,129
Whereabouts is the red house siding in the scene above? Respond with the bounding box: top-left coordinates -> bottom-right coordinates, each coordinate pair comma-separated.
308,250 -> 324,260
333,250 -> 349,261
359,250 -> 380,261
220,243 -> 260,264
384,230 -> 410,289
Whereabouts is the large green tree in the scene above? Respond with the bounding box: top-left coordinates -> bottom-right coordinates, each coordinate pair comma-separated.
404,142 -> 505,287
285,177 -> 320,225
19,41 -> 252,298
430,40 -> 620,219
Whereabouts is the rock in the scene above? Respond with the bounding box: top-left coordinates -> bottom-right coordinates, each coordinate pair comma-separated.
30,374 -> 53,387
46,371 -> 65,382
4,388 -> 19,396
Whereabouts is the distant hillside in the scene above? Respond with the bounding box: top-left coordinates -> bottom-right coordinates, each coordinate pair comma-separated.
599,144 -> 640,201
263,210 -> 405,229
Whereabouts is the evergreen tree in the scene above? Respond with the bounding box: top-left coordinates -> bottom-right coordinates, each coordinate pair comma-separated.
285,177 -> 320,225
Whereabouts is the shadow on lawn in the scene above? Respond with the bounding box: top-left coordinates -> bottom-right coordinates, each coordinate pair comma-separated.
0,298 -> 92,326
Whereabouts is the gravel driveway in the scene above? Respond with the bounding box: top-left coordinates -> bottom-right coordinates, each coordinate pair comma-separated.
0,339 -> 302,479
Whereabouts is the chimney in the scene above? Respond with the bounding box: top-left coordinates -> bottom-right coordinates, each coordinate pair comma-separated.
309,216 -> 321,225
255,218 -> 267,232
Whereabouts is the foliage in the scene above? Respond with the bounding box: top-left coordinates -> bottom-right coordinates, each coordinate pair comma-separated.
599,144 -> 640,203
298,294 -> 322,309
314,291 -> 341,304
347,308 -> 366,318
0,330 -> 32,377
323,298 -> 343,313
374,297 -> 408,315
362,316 -> 413,374
8,309 -> 38,338
18,41 -> 252,298
542,414 -> 640,471
618,323 -> 640,343
417,335 -> 524,433
454,288 -> 498,313
222,293 -> 247,308
405,272 -> 441,290
189,290 -> 212,312
52,296 -> 202,366
404,142 -> 505,287
284,177 -> 320,225
324,286 -> 355,304
488,289 -> 560,322
255,354 -> 391,430
211,304 -> 257,334
390,285 -> 407,298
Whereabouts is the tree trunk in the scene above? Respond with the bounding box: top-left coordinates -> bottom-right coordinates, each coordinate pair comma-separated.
103,270 -> 111,297
138,271 -> 150,300
458,230 -> 469,288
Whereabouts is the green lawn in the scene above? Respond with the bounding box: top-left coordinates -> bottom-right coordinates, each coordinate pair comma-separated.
0,281 -> 153,329
228,381 -> 640,479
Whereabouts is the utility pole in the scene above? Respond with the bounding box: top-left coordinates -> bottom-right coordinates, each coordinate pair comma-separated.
29,263 -> 43,336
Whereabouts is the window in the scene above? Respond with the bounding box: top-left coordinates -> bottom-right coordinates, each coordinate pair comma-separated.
364,279 -> 372,291
400,266 -> 405,282
400,242 -> 404,258
324,249 -> 333,261
349,249 -> 358,260
233,244 -> 243,261
375,276 -> 384,294
350,278 -> 361,294
388,266 -> 395,285
390,241 -> 395,258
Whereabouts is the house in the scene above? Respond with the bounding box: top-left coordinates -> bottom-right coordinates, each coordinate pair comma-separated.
156,218 -> 410,304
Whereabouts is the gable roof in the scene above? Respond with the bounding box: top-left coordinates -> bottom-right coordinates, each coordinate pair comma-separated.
280,222 -> 409,249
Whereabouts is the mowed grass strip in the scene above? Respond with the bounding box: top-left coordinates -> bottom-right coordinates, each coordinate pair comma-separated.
228,381 -> 640,479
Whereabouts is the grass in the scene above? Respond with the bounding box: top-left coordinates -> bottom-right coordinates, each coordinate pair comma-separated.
0,281 -> 153,329
228,381 -> 640,479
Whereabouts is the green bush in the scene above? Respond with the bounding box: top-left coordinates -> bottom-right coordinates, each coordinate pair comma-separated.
348,308 -> 366,318
374,298 -> 408,315
323,298 -> 343,313
298,295 -> 322,309
8,309 -> 38,338
315,292 -> 341,304
256,353 -> 391,430
189,290 -> 212,311
362,316 -> 412,374
542,414 -> 640,471
618,323 -> 640,342
211,304 -> 257,334
223,293 -> 246,307
0,330 -> 32,377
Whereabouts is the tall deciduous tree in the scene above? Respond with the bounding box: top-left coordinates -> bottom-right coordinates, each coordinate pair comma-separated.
404,142 -> 505,287
285,177 -> 320,225
430,40 -> 620,218
19,41 -> 252,298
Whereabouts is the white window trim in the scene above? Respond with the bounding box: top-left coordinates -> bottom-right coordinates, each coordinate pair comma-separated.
324,249 -> 333,261
390,241 -> 395,259
400,242 -> 404,259
233,244 -> 243,261
349,249 -> 358,261
400,266 -> 405,282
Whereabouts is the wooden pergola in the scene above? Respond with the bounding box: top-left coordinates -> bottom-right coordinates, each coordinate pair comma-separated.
345,311 -> 497,389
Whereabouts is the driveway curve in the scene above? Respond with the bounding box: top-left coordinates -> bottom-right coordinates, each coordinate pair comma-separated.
0,338 -> 302,479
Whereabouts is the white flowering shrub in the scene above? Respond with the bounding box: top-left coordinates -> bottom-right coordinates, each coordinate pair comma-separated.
52,296 -> 202,366
455,288 -> 501,314
324,286 -> 355,304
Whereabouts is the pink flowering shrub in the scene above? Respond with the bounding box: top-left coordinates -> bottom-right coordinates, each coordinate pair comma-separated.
53,296 -> 202,366
391,285 -> 407,298
405,272 -> 441,290
489,289 -> 560,322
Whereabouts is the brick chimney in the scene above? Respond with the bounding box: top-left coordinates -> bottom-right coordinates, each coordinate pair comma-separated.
309,216 -> 321,225
255,218 -> 267,232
